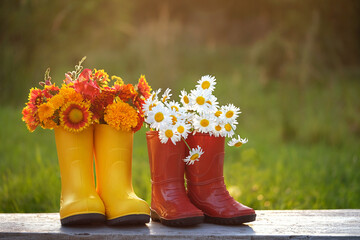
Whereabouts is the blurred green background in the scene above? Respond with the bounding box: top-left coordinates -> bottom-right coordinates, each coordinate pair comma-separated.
1,0 -> 359,213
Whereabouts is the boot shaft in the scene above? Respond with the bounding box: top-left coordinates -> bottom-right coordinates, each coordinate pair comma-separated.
94,124 -> 134,196
54,126 -> 96,196
146,131 -> 186,183
185,133 -> 225,183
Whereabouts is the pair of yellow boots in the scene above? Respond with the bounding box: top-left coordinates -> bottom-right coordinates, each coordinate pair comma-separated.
54,124 -> 150,225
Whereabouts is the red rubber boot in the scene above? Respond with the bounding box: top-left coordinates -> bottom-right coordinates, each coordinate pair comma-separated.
146,131 -> 204,227
185,132 -> 256,225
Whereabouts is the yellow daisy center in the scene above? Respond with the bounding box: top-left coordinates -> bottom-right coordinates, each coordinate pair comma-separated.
155,112 -> 164,122
200,119 -> 209,127
183,95 -> 189,104
177,125 -> 185,133
165,129 -> 173,138
149,103 -> 156,111
162,96 -> 167,102
171,105 -> 179,111
196,96 -> 205,105
201,81 -> 210,89
215,125 -> 222,131
190,153 -> 199,160
215,111 -> 222,117
226,111 -> 234,118
235,142 -> 243,147
206,100 -> 212,105
69,108 -> 83,123
225,123 -> 232,131
171,115 -> 177,125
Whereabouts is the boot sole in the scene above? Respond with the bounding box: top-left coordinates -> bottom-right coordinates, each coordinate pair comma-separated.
151,209 -> 204,227
107,214 -> 150,226
61,213 -> 106,226
205,214 -> 256,225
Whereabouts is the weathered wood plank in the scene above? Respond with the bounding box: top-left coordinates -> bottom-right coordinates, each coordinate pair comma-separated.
0,210 -> 359,239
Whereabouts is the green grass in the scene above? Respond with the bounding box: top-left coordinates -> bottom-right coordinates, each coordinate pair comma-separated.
1,71 -> 360,213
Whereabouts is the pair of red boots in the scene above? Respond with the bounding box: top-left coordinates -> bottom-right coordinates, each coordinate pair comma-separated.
146,131 -> 256,226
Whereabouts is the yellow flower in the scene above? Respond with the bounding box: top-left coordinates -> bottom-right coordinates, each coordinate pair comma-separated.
58,85 -> 83,103
59,101 -> 92,133
111,75 -> 124,85
38,102 -> 55,122
104,101 -> 138,131
41,118 -> 57,129
48,94 -> 65,109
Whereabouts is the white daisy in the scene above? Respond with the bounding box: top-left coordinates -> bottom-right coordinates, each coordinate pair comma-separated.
189,89 -> 217,113
220,104 -> 241,123
179,90 -> 192,109
228,135 -> 248,147
142,97 -> 161,116
151,88 -> 162,101
196,75 -> 216,92
174,120 -> 191,139
223,122 -> 236,137
158,126 -> 181,145
161,88 -> 172,103
193,113 -> 215,134
165,100 -> 182,113
146,104 -> 172,130
211,123 -> 226,137
184,145 -> 204,165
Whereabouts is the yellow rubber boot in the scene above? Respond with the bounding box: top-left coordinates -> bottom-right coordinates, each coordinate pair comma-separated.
54,126 -> 105,225
94,124 -> 150,225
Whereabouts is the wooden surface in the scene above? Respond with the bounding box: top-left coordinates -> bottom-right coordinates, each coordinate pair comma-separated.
0,210 -> 359,239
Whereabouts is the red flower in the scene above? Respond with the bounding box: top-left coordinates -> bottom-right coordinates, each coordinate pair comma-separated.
74,69 -> 100,100
132,113 -> 144,133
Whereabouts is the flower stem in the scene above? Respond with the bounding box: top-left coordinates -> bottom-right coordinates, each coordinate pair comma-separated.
182,137 -> 191,151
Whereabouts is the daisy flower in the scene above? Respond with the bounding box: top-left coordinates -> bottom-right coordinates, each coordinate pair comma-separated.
179,90 -> 192,109
220,104 -> 241,123
146,104 -> 172,130
158,126 -> 181,145
211,123 -> 226,137
142,96 -> 161,116
174,120 -> 191,139
189,89 -> 217,113
151,88 -> 162,101
184,146 -> 204,165
193,113 -> 215,134
196,75 -> 216,92
59,101 -> 92,133
223,122 -> 236,137
166,100 -> 181,112
228,135 -> 248,147
161,88 -> 172,103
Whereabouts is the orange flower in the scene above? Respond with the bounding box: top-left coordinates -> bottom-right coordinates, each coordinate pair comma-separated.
137,75 -> 152,99
118,84 -> 138,103
38,102 -> 55,122
104,101 -> 138,131
28,88 -> 44,108
132,113 -> 144,132
22,106 -> 39,132
58,85 -> 83,103
43,84 -> 60,98
90,87 -> 116,122
59,101 -> 92,133
93,69 -> 110,87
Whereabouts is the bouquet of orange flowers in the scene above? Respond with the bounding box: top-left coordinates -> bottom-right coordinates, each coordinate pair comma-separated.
22,57 -> 151,133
